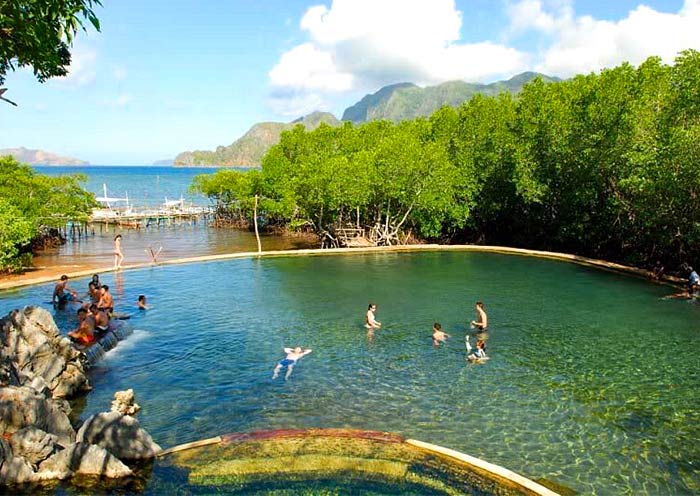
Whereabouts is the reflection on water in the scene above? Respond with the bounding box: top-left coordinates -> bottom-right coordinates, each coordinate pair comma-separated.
33,223 -> 316,270
2,252 -> 699,495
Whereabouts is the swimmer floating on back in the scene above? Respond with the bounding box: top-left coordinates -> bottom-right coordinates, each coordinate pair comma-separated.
272,347 -> 313,380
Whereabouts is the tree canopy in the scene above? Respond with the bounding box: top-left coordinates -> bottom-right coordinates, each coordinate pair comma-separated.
0,156 -> 96,271
0,0 -> 101,85
193,51 -> 700,272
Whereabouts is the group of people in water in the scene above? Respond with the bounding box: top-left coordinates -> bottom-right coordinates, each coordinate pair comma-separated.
273,300 -> 490,380
432,301 -> 489,362
52,272 -> 149,346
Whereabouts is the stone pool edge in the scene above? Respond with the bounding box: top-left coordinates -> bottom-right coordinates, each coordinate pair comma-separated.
0,244 -> 681,292
155,429 -> 559,496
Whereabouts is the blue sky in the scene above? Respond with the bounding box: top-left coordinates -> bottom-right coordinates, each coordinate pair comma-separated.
0,0 -> 694,164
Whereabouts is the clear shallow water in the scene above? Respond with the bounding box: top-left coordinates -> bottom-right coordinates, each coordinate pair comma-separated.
1,251 -> 699,494
29,165 -> 314,270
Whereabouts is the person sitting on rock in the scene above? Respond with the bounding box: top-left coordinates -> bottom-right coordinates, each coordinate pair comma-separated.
68,308 -> 96,345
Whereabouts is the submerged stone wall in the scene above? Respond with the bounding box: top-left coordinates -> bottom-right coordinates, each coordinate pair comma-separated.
0,307 -> 160,485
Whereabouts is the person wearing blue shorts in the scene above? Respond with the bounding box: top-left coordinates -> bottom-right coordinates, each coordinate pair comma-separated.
272,347 -> 313,380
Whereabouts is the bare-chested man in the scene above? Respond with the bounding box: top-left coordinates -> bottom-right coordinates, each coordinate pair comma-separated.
90,304 -> 110,334
365,303 -> 381,329
272,347 -> 313,380
53,275 -> 78,307
97,285 -> 114,314
68,308 -> 95,345
471,301 -> 488,331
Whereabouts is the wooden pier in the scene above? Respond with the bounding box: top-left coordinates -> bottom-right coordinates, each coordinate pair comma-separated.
88,207 -> 213,230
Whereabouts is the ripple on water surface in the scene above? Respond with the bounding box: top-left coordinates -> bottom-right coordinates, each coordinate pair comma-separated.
1,251 -> 699,494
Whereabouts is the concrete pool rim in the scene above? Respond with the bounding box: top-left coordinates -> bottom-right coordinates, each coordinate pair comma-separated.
0,243 -> 682,291
156,427 -> 560,496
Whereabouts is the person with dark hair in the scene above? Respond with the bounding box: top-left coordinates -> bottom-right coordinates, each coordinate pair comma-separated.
137,294 -> 149,310
466,336 -> 488,362
113,234 -> 124,270
471,301 -> 488,330
365,303 -> 381,329
68,308 -> 95,345
53,274 -> 78,307
432,322 -> 450,346
90,304 -> 109,334
97,285 -> 114,314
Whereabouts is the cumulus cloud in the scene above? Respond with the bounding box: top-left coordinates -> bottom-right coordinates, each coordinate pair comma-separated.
52,44 -> 97,88
507,0 -> 700,77
268,0 -> 529,113
269,0 -> 700,116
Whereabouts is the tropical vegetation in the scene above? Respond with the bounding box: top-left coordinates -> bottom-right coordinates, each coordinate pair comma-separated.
192,51 -> 700,272
0,156 -> 96,271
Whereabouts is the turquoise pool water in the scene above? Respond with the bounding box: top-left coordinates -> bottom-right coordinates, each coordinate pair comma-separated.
1,251 -> 699,494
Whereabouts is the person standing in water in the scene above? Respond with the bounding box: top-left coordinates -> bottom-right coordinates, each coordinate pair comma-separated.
53,275 -> 78,307
365,303 -> 381,329
471,301 -> 488,331
113,234 -> 124,270
272,347 -> 313,380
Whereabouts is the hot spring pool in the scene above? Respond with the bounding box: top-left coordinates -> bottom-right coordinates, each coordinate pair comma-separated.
1,251 -> 699,494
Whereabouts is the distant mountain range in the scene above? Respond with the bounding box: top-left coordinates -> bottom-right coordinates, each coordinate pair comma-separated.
174,112 -> 340,167
177,71 -> 558,167
342,72 -> 560,123
0,147 -> 89,166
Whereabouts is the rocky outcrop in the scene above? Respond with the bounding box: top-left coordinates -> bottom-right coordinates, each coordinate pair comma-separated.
77,411 -> 161,460
0,307 -> 160,487
111,388 -> 141,416
0,307 -> 90,398
0,386 -> 75,448
37,443 -> 132,480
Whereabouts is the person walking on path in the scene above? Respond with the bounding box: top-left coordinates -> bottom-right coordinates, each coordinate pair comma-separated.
113,234 -> 124,270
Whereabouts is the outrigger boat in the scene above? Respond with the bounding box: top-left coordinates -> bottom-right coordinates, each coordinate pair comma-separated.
92,184 -> 132,219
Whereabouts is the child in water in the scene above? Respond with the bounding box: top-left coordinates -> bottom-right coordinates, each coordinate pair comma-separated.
432,322 -> 450,346
466,336 -> 488,361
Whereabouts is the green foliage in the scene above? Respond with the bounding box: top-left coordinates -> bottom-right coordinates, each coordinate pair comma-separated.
0,155 -> 96,271
193,52 -> 700,270
0,0 -> 101,85
0,198 -> 34,271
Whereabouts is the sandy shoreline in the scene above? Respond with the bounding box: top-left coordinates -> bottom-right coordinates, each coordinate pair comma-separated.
0,244 -> 683,292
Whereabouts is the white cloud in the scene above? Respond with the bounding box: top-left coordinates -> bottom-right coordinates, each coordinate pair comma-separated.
52,44 -> 97,88
269,0 -> 700,116
507,0 -> 700,77
268,0 -> 529,113
102,93 -> 132,108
